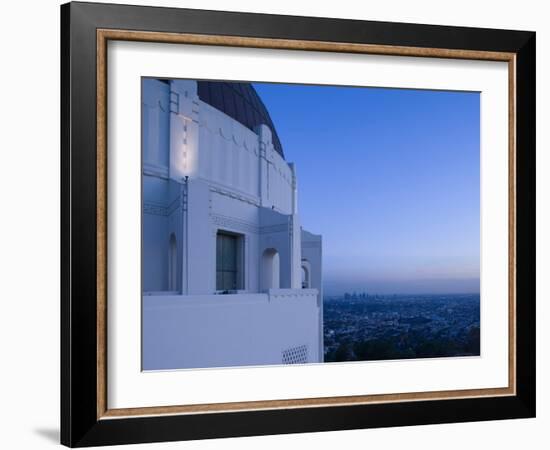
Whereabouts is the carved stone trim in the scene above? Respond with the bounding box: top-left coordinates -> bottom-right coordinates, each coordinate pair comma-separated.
211,214 -> 259,234
143,202 -> 168,216
260,224 -> 289,234
169,91 -> 179,114
301,241 -> 321,248
209,185 -> 260,207
143,196 -> 182,217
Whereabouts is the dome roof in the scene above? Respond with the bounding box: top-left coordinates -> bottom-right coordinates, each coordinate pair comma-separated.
197,81 -> 284,158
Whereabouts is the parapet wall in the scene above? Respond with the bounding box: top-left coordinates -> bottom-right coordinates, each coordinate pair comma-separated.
143,289 -> 321,370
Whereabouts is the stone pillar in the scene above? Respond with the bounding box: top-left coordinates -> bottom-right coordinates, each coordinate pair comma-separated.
186,179 -> 214,294
169,80 -> 201,294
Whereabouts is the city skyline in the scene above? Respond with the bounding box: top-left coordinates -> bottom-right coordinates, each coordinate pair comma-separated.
254,83 -> 480,295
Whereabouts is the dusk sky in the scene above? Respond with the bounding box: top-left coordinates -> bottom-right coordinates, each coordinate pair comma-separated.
254,83 -> 480,295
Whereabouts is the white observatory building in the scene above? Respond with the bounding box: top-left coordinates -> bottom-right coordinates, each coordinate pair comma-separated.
142,79 -> 323,370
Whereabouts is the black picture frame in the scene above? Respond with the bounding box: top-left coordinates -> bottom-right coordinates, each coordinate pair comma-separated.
61,1 -> 535,447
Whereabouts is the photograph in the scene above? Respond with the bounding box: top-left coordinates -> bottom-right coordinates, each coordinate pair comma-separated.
141,78 -> 481,370
56,1 -> 536,446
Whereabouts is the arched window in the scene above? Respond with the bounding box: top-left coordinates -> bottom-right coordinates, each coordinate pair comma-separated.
168,234 -> 177,291
301,266 -> 309,289
261,248 -> 280,291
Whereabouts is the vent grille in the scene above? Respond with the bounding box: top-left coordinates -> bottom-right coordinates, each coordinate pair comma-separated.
282,345 -> 308,365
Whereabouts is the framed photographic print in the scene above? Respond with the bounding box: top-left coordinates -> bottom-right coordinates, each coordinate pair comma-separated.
60,1 -> 536,447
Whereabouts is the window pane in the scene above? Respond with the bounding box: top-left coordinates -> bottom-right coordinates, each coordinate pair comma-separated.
216,232 -> 242,291
222,235 -> 237,271
223,271 -> 236,291
216,234 -> 223,271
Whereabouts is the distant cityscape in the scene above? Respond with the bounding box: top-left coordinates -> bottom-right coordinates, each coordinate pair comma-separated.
323,293 -> 480,362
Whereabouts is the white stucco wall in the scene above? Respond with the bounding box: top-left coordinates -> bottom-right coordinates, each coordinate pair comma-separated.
197,101 -> 261,199
143,289 -> 321,369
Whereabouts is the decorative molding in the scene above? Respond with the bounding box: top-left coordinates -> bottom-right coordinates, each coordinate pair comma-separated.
199,102 -> 259,154
301,241 -> 322,249
182,182 -> 188,213
169,91 -> 179,114
268,290 -> 317,302
259,142 -> 267,158
211,213 -> 259,234
143,196 -> 182,217
143,202 -> 168,216
209,185 -> 260,207
260,223 -> 289,234
143,163 -> 169,179
142,99 -> 169,111
168,195 -> 182,216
